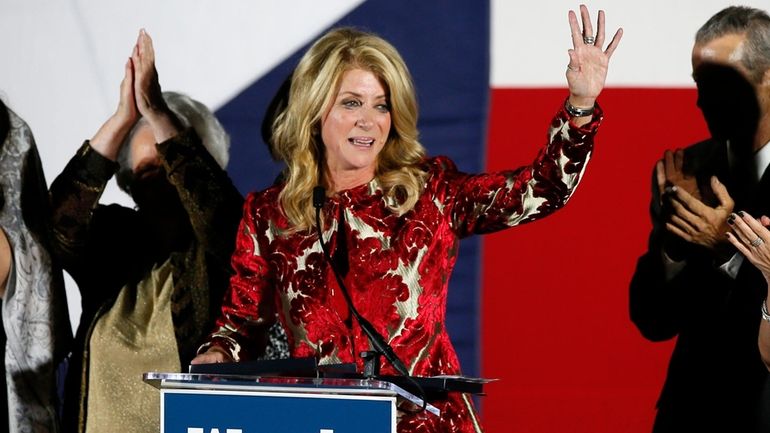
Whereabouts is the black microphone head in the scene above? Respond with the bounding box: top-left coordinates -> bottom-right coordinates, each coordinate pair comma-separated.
313,186 -> 326,209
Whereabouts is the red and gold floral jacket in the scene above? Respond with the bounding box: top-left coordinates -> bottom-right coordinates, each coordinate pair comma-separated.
202,106 -> 601,432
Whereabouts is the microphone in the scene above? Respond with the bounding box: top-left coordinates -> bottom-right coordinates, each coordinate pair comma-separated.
311,186 -> 413,378
313,186 -> 326,209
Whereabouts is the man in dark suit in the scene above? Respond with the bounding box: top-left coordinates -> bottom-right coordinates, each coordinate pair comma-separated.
630,6 -> 770,433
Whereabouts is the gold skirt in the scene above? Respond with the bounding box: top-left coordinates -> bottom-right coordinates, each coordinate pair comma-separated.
85,259 -> 180,433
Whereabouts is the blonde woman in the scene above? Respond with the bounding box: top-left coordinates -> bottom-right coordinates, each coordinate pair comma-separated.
195,5 -> 621,432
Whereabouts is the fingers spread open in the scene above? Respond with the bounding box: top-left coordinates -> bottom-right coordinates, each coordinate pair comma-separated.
594,9 -> 606,47
568,10 -> 583,49
604,28 -> 623,58
580,4 -> 594,38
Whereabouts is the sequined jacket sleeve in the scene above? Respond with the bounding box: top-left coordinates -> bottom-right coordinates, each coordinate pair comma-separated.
447,104 -> 602,237
49,141 -> 118,277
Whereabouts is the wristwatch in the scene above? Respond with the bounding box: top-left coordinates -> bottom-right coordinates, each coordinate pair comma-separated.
564,98 -> 595,117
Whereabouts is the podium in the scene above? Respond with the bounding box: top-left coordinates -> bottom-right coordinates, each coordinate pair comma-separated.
144,363 -> 491,433
144,372 -> 440,433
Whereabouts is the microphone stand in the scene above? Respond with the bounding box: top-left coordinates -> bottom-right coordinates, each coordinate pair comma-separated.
313,187 -> 427,412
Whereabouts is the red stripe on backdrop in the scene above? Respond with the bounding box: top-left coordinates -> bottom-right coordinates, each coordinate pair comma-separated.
481,88 -> 709,432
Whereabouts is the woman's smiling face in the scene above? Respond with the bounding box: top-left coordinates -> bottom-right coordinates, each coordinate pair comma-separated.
321,68 -> 391,190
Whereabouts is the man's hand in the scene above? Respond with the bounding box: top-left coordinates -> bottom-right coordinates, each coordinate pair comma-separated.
656,149 -> 701,204
663,176 -> 734,258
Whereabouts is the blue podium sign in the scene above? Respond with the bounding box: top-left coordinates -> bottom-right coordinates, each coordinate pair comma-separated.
144,372 -> 443,433
161,386 -> 396,433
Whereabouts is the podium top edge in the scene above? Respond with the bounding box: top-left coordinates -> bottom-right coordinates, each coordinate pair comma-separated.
142,372 -> 441,416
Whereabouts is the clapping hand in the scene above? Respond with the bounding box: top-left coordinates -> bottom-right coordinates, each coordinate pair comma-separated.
653,146 -> 734,258
89,54 -> 139,160
656,149 -> 702,204
131,29 -> 181,144
727,212 -> 770,284
90,29 -> 180,159
662,175 -> 735,258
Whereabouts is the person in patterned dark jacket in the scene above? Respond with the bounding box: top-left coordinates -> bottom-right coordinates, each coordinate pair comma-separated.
49,30 -> 286,433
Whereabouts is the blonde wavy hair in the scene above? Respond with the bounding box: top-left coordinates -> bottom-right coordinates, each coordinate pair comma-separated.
272,27 -> 429,232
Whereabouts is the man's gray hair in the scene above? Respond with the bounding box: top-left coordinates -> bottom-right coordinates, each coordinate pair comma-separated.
695,6 -> 770,84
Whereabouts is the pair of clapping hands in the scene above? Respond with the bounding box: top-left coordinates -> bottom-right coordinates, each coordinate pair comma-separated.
90,29 -> 180,161
659,149 -> 770,282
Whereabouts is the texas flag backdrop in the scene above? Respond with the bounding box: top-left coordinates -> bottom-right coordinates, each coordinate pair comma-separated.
1,1 -> 767,431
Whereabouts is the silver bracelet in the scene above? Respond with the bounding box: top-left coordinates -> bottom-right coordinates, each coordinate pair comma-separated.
564,98 -> 595,117
762,298 -> 770,323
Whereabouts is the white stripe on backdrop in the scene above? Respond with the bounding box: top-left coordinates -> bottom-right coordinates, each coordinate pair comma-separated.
492,0 -> 770,87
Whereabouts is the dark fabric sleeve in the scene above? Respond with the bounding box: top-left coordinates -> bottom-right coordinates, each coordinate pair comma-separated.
49,141 -> 118,270
157,128 -> 244,270
628,167 -> 735,341
628,169 -> 684,341
156,129 -> 247,363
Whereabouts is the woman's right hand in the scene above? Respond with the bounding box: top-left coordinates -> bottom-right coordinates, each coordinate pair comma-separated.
564,5 -> 622,124
190,347 -> 233,365
726,211 -> 770,285
89,58 -> 138,161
